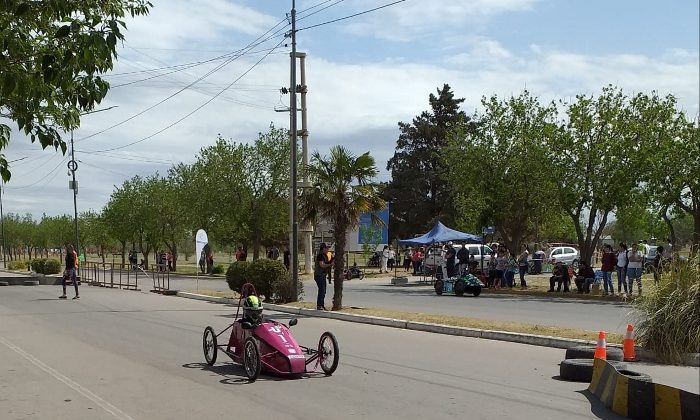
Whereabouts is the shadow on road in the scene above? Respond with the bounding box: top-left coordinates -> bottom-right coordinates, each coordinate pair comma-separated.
576,390 -> 626,419
182,362 -> 328,384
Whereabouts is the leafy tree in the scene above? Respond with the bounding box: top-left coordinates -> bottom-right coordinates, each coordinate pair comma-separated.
300,146 -> 385,309
640,102 -> 699,254
359,223 -> 382,266
385,84 -> 475,240
444,91 -> 560,253
103,184 -> 137,265
79,210 -> 113,262
549,86 -> 650,264
0,0 -> 152,181
237,125 -> 290,259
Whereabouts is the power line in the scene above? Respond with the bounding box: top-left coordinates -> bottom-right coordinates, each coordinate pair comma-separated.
5,155 -> 69,190
84,150 -> 174,165
297,0 -> 406,32
297,0 -> 345,22
82,39 -> 286,154
109,45 -> 287,88
74,18 -> 290,144
77,159 -> 133,178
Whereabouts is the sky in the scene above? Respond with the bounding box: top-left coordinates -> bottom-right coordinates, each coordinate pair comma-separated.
2,0 -> 699,218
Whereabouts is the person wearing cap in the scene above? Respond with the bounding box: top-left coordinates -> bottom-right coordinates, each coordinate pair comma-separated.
314,243 -> 333,310
548,261 -> 570,292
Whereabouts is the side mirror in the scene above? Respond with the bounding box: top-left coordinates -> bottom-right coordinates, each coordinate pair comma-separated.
288,318 -> 298,327
241,321 -> 254,330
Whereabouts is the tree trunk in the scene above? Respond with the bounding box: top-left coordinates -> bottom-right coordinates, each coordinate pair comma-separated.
252,232 -> 261,260
693,208 -> 700,257
661,206 -> 677,247
119,241 -> 126,266
332,223 -> 348,311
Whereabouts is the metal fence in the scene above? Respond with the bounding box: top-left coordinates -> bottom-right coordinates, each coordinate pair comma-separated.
81,261 -> 173,293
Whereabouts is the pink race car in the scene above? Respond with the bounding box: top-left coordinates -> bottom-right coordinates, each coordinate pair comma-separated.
202,283 -> 339,381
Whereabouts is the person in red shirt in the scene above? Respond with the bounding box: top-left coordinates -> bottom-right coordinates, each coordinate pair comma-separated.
600,244 -> 616,296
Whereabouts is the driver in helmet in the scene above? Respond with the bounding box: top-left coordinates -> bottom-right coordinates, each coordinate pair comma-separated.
242,295 -> 264,325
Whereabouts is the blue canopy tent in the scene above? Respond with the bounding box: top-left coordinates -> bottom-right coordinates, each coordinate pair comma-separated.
397,221 -> 481,245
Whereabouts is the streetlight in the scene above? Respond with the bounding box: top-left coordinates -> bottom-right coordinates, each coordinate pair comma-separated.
70,105 -> 118,261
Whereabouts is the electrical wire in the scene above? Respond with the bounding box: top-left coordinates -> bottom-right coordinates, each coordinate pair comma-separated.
5,155 -> 69,190
77,159 -> 133,178
74,18 -> 290,144
109,45 -> 287,88
297,0 -> 345,22
82,38 -> 287,154
85,150 -> 174,165
297,0 -> 406,32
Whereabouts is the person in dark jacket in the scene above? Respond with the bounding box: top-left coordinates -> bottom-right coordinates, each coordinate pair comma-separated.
59,244 -> 79,299
600,244 -> 616,296
548,261 -> 570,292
574,261 -> 596,293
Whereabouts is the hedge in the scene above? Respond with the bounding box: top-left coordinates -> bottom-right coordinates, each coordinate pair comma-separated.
30,258 -> 62,275
7,260 -> 27,271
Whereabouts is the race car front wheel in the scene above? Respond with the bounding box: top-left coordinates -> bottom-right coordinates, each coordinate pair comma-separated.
319,332 -> 339,375
203,326 -> 217,366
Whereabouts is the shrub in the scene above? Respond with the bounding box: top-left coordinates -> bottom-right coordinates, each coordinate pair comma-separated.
30,258 -> 62,275
7,260 -> 27,270
226,259 -> 298,302
633,258 -> 700,364
30,259 -> 46,274
44,259 -> 61,275
272,275 -> 304,303
211,264 -> 225,275
226,261 -> 251,294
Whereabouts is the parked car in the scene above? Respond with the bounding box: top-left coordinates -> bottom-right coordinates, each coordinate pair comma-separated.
547,246 -> 580,268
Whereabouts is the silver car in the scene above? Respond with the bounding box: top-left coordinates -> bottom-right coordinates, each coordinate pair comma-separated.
547,246 -> 580,266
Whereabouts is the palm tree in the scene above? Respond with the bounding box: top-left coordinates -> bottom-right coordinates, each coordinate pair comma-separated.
300,146 -> 385,310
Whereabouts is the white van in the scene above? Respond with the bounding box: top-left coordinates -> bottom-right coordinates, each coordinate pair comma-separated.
424,244 -> 494,271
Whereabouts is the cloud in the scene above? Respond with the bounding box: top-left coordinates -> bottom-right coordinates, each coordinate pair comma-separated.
1,1 -> 697,218
339,0 -> 540,41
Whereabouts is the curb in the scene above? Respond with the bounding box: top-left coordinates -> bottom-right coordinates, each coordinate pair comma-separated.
175,292 -> 699,366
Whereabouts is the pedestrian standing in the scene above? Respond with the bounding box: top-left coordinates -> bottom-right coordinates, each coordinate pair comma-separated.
326,248 -> 334,284
199,250 -> 206,274
380,245 -> 389,274
59,244 -> 79,300
652,245 -> 664,284
616,243 -> 628,295
283,248 -> 290,270
445,242 -> 456,277
314,243 -> 333,310
403,247 -> 413,272
627,243 -> 643,295
494,247 -> 508,288
600,244 -> 616,296
457,244 -> 470,276
517,244 -> 529,288
387,246 -> 395,271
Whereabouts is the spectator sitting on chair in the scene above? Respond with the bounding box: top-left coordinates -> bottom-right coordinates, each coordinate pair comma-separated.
574,261 -> 596,293
548,261 -> 570,292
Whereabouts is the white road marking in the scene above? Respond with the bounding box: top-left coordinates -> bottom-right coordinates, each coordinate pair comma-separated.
0,334 -> 136,420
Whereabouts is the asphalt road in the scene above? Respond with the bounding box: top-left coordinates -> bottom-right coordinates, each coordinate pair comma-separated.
146,273 -> 634,333
2,285 -> 697,420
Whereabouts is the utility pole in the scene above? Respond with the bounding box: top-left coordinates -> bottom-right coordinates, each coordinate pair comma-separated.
68,130 -> 80,260
289,0 -> 299,300
297,52 -> 313,275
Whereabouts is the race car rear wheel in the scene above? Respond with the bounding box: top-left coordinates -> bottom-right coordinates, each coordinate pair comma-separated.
319,332 -> 339,375
434,280 -> 444,295
243,337 -> 261,381
203,326 -> 217,366
472,287 -> 482,297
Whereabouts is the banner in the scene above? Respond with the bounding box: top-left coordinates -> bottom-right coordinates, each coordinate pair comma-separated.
195,229 -> 208,263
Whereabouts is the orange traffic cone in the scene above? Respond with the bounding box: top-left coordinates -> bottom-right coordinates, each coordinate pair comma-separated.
623,324 -> 636,361
594,330 -> 607,360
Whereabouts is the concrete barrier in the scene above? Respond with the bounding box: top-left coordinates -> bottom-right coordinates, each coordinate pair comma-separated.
589,358 -> 699,420
390,276 -> 408,285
